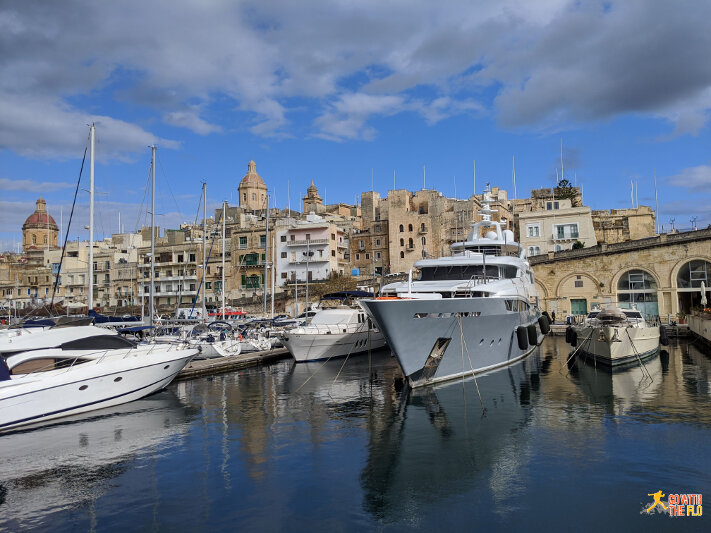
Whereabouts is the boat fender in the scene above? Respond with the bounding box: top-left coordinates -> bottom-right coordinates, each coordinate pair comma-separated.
542,311 -> 551,322
527,324 -> 538,346
538,315 -> 551,335
567,327 -> 578,347
516,326 -> 529,350
659,325 -> 669,346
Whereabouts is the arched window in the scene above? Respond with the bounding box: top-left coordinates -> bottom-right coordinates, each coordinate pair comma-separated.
408,238 -> 413,248
399,224 -> 404,232
243,193 -> 246,202
420,223 -> 426,232
554,244 -> 562,252
400,238 -> 404,246
617,269 -> 658,317
32,235 -> 36,244
43,236 -> 47,244
400,251 -> 404,258
421,236 -> 426,246
252,193 -> 256,201
676,260 -> 711,313
408,224 -> 413,232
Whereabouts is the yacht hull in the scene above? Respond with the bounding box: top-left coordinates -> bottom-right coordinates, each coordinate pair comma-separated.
360,298 -> 543,387
573,325 -> 660,367
0,348 -> 196,431
282,330 -> 387,362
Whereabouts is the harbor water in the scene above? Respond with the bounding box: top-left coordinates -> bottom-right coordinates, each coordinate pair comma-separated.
1,336 -> 709,531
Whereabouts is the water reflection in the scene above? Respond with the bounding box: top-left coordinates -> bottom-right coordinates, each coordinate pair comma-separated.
0,390 -> 197,531
361,349 -> 544,521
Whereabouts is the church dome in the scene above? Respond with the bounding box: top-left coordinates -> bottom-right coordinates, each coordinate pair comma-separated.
23,198 -> 58,230
239,160 -> 267,190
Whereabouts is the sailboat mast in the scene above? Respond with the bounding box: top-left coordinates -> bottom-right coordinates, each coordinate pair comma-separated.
222,201 -> 226,320
264,194 -> 269,315
88,124 -> 95,312
654,169 -> 659,234
149,145 -> 156,327
202,182 -> 207,322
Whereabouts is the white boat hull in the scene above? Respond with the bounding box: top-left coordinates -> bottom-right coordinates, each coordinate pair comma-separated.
573,325 -> 660,366
282,329 -> 387,362
189,338 -> 242,358
0,347 -> 196,431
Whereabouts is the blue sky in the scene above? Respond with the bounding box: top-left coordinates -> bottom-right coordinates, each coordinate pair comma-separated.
2,0 -> 711,251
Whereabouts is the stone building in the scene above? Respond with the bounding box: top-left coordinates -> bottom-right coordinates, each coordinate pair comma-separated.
238,160 -> 268,212
302,180 -> 324,214
274,214 -> 349,286
530,228 -> 711,319
591,206 -> 656,244
517,196 -> 597,256
22,198 -> 59,252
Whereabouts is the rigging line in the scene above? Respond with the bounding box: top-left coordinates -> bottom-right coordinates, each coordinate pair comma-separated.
48,142 -> 89,311
564,329 -> 595,368
625,329 -> 653,381
189,208 -> 223,316
457,315 -> 486,412
157,155 -> 186,222
132,156 -> 153,235
328,335 -> 360,400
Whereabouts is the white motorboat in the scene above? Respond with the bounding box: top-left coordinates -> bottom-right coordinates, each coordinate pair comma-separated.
567,306 -> 662,367
282,292 -> 387,362
359,185 -> 548,387
187,321 -> 242,359
0,339 -> 197,431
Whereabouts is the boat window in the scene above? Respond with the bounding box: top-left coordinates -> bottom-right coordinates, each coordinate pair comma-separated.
622,311 -> 643,319
418,264 -> 501,281
61,335 -> 137,350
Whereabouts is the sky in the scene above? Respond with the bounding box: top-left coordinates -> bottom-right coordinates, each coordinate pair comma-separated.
2,0 -> 711,251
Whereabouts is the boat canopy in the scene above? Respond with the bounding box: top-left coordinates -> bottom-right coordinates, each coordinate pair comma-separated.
322,291 -> 375,300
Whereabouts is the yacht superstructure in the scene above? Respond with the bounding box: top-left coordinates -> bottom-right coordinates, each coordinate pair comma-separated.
360,185 -> 549,387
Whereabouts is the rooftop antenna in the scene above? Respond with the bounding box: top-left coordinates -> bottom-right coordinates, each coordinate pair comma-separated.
630,180 -> 634,208
393,169 -> 396,190
691,216 -> 698,230
653,169 -> 659,234
371,168 -> 374,192
635,180 -> 638,208
670,217 -> 676,231
512,155 -> 517,233
453,175 -> 457,199
288,179 -> 291,218
560,138 -> 564,182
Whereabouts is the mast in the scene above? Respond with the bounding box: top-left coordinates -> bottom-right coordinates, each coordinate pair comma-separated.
222,201 -> 226,320
202,182 -> 207,322
149,145 -> 156,327
88,124 -> 95,312
654,169 -> 659,234
263,194 -> 270,315
305,239 -> 309,312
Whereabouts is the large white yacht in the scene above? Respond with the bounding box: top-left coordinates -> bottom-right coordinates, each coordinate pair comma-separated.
360,185 -> 549,387
281,291 -> 387,362
567,306 -> 662,367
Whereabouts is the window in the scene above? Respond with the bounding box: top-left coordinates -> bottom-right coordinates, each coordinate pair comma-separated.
32,235 -> 36,244
526,224 -> 540,238
359,240 -> 364,248
252,193 -> 256,201
420,223 -> 426,232
400,238 -> 404,246
546,201 -> 560,210
555,245 -> 562,252
422,237 -> 426,246
375,225 -> 381,232
356,253 -> 360,261
553,223 -> 579,240
400,251 -> 404,258
43,236 -> 47,244
281,272 -> 287,279
281,235 -> 286,242
408,238 -> 413,248
177,254 -> 184,263
331,250 -> 335,257
399,224 -> 404,232
677,260 -> 711,289
305,233 -> 311,240
376,252 -> 381,259
281,252 -> 287,258
243,193 -> 246,202
259,235 -> 266,248
528,246 -> 541,256
574,280 -> 583,288
376,239 -> 381,246
189,253 -> 196,262
408,224 -> 413,232
331,233 -> 335,240
365,253 -> 370,260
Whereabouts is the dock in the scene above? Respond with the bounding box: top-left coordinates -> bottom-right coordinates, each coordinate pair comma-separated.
176,347 -> 291,381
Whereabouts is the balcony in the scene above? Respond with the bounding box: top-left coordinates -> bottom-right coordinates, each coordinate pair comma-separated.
286,238 -> 328,246
552,232 -> 579,241
288,257 -> 329,264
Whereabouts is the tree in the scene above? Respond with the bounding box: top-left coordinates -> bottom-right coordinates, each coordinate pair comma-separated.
554,178 -> 580,207
572,240 -> 584,250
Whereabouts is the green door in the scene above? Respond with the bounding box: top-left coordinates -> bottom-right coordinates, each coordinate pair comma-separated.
570,298 -> 587,315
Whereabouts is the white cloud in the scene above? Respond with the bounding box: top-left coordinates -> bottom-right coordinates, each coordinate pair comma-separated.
2,0 -> 711,154
0,178 -> 73,193
668,165 -> 711,192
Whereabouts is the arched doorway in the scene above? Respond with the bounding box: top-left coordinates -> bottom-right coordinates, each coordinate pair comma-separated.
676,259 -> 711,313
616,269 -> 658,317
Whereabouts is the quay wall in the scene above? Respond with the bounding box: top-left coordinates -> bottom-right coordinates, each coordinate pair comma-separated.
529,228 -> 711,320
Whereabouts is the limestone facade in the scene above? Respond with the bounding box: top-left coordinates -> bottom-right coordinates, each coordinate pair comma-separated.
591,206 -> 656,244
238,160 -> 268,211
517,198 -> 597,256
530,228 -> 711,321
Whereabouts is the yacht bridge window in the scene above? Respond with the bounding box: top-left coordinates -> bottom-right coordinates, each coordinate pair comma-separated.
417,264 -> 516,281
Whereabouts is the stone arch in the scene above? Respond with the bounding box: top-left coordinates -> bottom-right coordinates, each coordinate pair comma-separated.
554,272 -> 602,298
610,266 -> 660,293
669,256 -> 711,288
